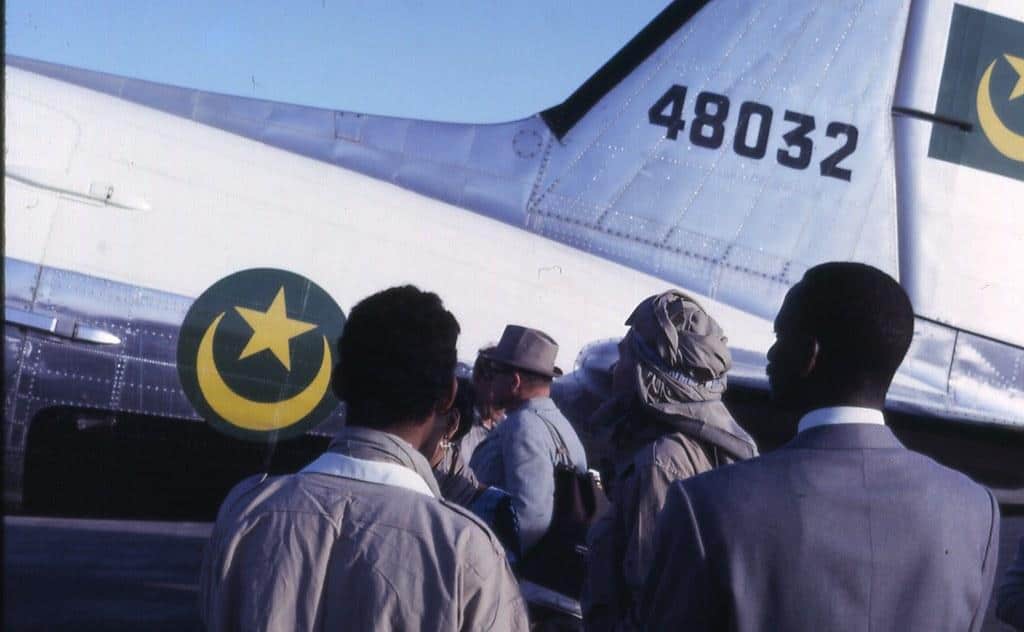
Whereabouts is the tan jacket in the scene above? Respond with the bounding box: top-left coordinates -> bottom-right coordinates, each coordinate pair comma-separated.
199,427 -> 529,632
582,431 -> 738,631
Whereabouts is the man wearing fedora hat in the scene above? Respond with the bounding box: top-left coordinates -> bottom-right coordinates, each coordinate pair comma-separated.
469,325 -> 588,560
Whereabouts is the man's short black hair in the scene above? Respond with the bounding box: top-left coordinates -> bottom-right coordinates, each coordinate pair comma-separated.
333,285 -> 459,427
796,262 -> 914,383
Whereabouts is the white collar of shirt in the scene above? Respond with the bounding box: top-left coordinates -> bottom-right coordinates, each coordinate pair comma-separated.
301,452 -> 436,498
797,406 -> 885,434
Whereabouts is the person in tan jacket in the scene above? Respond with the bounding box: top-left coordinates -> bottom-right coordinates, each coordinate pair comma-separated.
199,286 -> 529,632
581,290 -> 757,631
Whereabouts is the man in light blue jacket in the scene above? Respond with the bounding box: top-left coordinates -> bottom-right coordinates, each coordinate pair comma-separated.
470,325 -> 588,556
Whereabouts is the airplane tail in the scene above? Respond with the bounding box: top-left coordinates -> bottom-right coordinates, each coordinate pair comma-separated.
530,0 -> 1024,426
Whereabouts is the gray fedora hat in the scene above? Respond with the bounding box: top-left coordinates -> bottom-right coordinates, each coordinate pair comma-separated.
481,325 -> 563,377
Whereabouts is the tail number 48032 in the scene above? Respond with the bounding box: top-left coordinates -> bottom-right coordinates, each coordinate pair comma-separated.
648,85 -> 859,182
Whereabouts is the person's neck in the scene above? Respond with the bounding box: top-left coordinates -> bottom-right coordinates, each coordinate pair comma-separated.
508,393 -> 547,412
347,417 -> 429,454
517,385 -> 550,402
795,392 -> 885,418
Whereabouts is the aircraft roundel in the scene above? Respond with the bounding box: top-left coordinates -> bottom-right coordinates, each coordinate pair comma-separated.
176,269 -> 345,442
929,5 -> 1024,182
976,54 -> 1024,163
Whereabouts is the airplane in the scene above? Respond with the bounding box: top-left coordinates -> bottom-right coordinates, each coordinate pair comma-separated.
5,0 -> 1023,519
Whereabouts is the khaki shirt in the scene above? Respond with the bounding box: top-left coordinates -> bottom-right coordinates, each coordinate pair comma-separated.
583,431 -> 734,631
200,427 -> 529,632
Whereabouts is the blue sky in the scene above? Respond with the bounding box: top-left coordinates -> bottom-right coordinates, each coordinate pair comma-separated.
5,1 -> 668,122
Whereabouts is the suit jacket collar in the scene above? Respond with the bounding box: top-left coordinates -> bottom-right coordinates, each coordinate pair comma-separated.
783,422 -> 905,451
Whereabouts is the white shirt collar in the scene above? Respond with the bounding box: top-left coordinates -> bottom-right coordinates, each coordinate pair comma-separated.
301,452 -> 437,498
797,406 -> 886,434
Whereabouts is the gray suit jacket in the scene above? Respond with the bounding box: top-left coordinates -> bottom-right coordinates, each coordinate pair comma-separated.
998,536 -> 1024,629
642,423 -> 1000,631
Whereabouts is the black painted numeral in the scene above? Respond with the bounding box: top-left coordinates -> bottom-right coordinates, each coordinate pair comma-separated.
646,85 -> 858,183
777,111 -> 815,170
690,92 -> 731,149
733,101 -> 773,159
820,122 -> 858,181
648,85 -> 688,140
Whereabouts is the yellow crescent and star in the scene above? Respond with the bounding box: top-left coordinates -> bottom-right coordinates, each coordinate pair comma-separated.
976,52 -> 1024,162
196,286 -> 332,431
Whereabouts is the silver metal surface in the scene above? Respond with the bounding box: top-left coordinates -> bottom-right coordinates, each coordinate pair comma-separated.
4,308 -> 57,335
4,307 -> 122,345
5,166 -> 151,211
72,324 -> 122,346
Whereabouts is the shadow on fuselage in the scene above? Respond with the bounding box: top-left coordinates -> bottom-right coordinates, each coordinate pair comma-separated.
21,407 -> 330,520
16,385 -> 1024,521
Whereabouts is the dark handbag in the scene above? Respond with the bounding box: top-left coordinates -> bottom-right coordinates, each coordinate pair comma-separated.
517,412 -> 610,600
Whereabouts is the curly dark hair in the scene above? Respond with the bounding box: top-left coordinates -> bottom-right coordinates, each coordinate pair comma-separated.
332,285 -> 460,427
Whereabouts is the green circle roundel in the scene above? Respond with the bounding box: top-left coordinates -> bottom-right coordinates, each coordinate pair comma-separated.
176,269 -> 345,442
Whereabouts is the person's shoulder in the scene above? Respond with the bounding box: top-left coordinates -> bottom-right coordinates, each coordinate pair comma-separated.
901,448 -> 995,506
439,497 -> 499,537
226,470 -> 439,524
501,404 -> 547,437
338,479 -> 504,551
222,472 -> 274,502
521,397 -> 577,432
536,397 -> 571,419
635,432 -> 713,474
217,473 -> 289,514
434,498 -> 512,566
670,448 -> 781,505
211,472 -> 322,532
502,405 -> 532,427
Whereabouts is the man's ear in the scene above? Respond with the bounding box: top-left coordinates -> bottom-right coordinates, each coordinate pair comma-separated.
444,409 -> 461,441
434,375 -> 457,414
800,337 -> 820,378
510,371 -> 523,394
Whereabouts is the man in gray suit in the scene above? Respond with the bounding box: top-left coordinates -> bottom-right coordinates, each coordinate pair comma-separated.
998,536 -> 1024,629
641,262 -> 1001,631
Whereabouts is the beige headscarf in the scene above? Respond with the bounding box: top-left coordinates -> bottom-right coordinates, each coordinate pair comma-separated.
600,290 -> 757,461
621,290 -> 731,402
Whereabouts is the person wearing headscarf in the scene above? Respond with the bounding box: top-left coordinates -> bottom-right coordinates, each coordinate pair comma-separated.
581,290 -> 758,632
